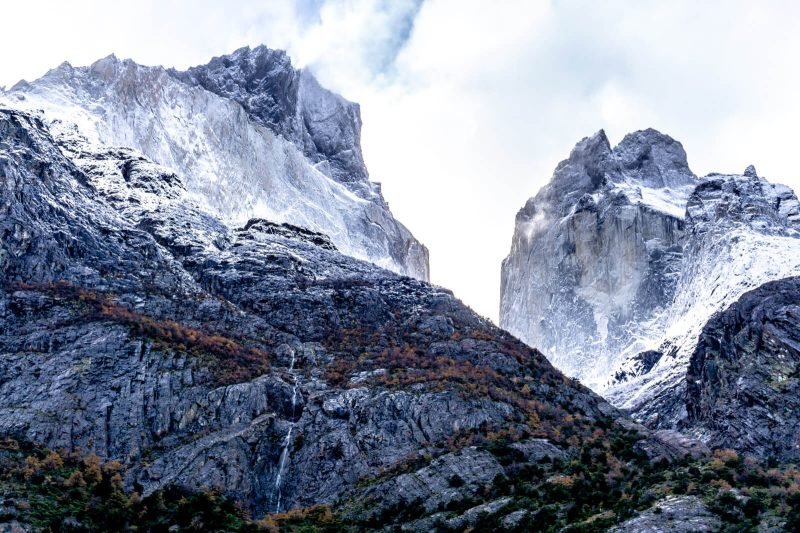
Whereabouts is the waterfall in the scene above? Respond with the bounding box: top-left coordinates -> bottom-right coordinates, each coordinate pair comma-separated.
272,348 -> 300,513
273,426 -> 293,512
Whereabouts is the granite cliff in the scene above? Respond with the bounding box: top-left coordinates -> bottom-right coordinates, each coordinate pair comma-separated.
502,130 -> 800,461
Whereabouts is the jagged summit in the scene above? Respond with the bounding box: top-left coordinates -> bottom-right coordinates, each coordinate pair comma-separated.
503,128 -> 695,390
520,128 -> 696,224
173,46 -> 299,136
613,128 -> 693,189
502,127 -> 800,455
0,45 -> 429,280
173,45 -> 371,192
536,129 -> 611,209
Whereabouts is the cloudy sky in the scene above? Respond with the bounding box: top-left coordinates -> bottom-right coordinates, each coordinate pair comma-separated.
2,0 -> 799,320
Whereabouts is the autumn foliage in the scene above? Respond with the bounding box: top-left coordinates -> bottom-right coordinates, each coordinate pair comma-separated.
11,281 -> 270,386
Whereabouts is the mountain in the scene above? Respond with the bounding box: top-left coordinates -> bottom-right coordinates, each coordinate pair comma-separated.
501,129 -> 800,458
501,129 -> 696,389
3,47 -> 800,530
0,103 -> 720,531
0,45 -> 429,280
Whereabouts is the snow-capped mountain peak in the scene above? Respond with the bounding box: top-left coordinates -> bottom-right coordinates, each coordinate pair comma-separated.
502,128 -> 696,389
502,129 -> 800,435
0,45 -> 429,280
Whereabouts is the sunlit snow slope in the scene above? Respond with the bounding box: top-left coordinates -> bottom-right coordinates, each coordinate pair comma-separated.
0,46 -> 429,280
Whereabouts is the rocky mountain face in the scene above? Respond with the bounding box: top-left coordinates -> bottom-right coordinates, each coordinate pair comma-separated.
3,63 -> 800,530
0,45 -> 429,280
607,169 -> 800,436
501,129 -> 696,389
0,106 -> 643,529
501,130 -> 800,460
683,277 -> 800,459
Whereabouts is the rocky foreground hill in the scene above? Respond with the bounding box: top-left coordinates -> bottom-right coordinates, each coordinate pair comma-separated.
0,48 -> 799,530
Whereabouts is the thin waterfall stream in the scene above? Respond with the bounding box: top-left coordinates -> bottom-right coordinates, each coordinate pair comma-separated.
272,348 -> 300,513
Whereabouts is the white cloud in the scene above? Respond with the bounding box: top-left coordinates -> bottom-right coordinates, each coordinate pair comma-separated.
337,0 -> 800,321
1,0 -> 799,322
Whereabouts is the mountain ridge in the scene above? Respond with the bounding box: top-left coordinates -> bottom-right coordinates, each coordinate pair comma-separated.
0,45 -> 429,280
3,48 -> 800,529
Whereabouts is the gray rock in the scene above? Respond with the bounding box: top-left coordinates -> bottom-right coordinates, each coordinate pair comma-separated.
446,497 -> 513,529
501,128 -> 695,389
355,447 -> 505,520
684,277 -> 800,459
509,438 -> 566,462
609,495 -> 721,532
502,509 -> 528,528
635,429 -> 711,463
0,107 -> 613,522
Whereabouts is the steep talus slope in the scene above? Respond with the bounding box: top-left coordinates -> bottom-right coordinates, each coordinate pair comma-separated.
501,129 -> 696,388
1,46 -> 428,279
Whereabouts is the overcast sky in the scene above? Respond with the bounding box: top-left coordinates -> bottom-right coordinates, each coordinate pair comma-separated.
2,0 -> 799,320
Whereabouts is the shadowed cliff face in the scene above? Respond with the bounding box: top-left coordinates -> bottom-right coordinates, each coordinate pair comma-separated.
1,46 -> 429,281
684,277 -> 800,459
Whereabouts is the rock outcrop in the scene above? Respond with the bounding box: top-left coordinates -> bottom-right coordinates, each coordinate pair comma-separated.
610,496 -> 722,533
683,277 -> 800,459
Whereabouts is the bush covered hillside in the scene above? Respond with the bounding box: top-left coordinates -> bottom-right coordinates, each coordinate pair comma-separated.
3,435 -> 800,531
